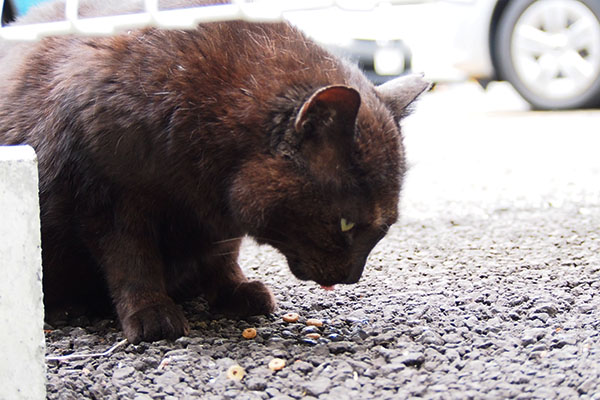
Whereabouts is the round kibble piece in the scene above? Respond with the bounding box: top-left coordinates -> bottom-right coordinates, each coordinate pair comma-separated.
282,313 -> 300,323
268,358 -> 286,371
305,332 -> 321,340
226,365 -> 245,381
306,318 -> 323,327
242,328 -> 257,339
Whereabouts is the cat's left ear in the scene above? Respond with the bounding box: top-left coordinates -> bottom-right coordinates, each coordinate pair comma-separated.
376,73 -> 431,122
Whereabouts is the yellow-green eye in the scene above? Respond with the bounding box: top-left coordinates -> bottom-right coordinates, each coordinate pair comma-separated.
340,218 -> 355,232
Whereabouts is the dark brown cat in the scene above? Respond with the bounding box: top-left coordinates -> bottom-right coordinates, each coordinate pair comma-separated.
0,0 -> 428,343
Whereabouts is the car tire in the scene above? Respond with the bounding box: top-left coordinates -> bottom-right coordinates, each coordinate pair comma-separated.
496,0 -> 600,109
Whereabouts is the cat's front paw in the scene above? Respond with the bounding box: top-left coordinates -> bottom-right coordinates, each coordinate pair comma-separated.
213,280 -> 276,317
121,301 -> 190,344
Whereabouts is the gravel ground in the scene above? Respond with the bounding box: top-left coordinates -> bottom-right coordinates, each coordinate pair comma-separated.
45,84 -> 600,399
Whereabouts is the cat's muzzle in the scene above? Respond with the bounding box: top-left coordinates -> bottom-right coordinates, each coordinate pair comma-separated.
288,257 -> 366,287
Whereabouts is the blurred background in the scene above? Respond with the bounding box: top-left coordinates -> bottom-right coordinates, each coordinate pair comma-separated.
2,1 -> 600,215
286,0 -> 600,111
3,0 -> 600,111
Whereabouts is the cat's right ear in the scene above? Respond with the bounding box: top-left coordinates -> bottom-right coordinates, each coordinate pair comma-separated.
376,73 -> 431,122
290,85 -> 361,187
294,85 -> 361,134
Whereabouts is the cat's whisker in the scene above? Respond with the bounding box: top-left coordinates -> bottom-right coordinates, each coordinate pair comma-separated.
215,251 -> 241,257
251,233 -> 290,248
377,223 -> 392,235
212,236 -> 245,245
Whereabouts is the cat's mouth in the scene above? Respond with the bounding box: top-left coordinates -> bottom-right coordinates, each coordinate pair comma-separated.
286,257 -> 365,287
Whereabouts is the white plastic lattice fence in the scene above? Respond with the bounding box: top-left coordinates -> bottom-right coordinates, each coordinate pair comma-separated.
0,0 -> 420,41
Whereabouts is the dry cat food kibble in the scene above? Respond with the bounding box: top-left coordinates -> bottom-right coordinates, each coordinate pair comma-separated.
282,313 -> 300,323
268,358 -> 286,371
306,318 -> 324,327
226,365 -> 245,381
242,328 -> 257,339
305,333 -> 321,340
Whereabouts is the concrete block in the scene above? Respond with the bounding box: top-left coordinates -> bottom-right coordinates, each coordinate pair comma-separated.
0,145 -> 46,400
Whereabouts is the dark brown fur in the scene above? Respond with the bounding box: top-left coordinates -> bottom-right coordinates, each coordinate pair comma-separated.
0,0 -> 428,343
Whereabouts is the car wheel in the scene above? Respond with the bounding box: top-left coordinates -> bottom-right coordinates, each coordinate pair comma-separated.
496,0 -> 600,109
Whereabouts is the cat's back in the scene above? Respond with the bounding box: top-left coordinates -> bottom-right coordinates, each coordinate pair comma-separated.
0,0 -> 351,128
0,0 -> 343,87
0,0 -> 364,188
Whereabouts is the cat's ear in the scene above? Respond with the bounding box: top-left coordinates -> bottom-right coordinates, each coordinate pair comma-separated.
292,85 -> 361,186
376,73 -> 431,121
294,85 -> 361,133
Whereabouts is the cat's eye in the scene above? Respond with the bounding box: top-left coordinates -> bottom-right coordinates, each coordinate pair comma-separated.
340,218 -> 355,232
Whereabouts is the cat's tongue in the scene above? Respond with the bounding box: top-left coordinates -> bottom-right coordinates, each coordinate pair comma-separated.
320,285 -> 335,291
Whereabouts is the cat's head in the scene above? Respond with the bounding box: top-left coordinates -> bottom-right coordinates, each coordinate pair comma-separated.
230,74 -> 429,287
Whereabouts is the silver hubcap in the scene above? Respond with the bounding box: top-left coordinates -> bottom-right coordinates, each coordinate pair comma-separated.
511,0 -> 600,100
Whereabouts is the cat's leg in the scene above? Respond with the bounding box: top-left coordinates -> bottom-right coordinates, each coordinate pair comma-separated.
101,233 -> 189,343
200,240 -> 276,317
85,204 -> 189,344
209,264 -> 276,317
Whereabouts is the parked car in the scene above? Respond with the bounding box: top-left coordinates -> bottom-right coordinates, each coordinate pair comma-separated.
285,2 -> 415,85
434,0 -> 600,110
288,0 -> 600,110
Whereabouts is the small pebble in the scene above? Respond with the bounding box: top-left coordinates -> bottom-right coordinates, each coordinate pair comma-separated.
245,377 -> 267,391
281,330 -> 295,339
112,366 -> 135,380
327,333 -> 343,342
268,358 -> 286,371
301,326 -> 320,335
301,338 -> 319,346
226,365 -> 245,381
283,313 -> 300,323
242,328 -> 257,339
293,360 -> 314,373
306,318 -> 324,327
305,333 -> 321,340
328,341 -> 356,354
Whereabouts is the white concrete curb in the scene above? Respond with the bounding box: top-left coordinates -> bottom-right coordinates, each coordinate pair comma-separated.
0,145 -> 46,400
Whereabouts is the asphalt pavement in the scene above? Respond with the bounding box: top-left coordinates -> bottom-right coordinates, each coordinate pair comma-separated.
45,82 -> 600,399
